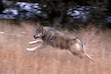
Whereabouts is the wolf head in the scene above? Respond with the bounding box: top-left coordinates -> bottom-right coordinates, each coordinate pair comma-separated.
34,25 -> 44,39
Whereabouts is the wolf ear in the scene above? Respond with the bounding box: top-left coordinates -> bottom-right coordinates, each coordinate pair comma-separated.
36,23 -> 41,26
36,23 -> 43,29
40,25 -> 43,29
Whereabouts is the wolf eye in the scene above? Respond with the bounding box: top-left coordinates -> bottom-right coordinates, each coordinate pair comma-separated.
36,29 -> 41,33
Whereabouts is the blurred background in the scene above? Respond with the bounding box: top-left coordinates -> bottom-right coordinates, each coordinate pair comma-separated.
0,0 -> 111,29
0,0 -> 111,74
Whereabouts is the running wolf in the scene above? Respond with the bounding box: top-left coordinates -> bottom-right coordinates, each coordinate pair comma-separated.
26,25 -> 94,62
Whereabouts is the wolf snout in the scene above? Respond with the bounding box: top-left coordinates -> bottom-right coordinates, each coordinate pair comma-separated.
33,36 -> 37,39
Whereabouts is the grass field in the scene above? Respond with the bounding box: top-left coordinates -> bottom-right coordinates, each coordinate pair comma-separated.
0,20 -> 111,74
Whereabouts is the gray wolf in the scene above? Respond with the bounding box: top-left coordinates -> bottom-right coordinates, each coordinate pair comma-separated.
26,25 -> 94,62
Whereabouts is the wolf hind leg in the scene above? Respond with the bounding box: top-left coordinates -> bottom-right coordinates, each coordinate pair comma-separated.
83,52 -> 94,62
69,48 -> 83,58
69,48 -> 94,62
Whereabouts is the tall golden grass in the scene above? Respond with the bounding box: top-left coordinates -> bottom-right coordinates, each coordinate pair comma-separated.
0,20 -> 111,74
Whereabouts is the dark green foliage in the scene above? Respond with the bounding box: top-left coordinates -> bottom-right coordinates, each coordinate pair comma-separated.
0,0 -> 5,13
9,0 -> 111,29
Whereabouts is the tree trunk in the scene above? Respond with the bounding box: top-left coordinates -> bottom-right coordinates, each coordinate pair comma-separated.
0,0 -> 5,13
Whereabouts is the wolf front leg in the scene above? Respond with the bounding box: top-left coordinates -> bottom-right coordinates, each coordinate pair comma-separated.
29,39 -> 42,45
26,41 -> 46,51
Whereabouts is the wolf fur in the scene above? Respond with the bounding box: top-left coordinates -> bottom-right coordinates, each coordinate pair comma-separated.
26,25 -> 94,62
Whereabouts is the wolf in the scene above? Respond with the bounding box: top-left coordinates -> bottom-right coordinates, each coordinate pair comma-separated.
26,25 -> 94,62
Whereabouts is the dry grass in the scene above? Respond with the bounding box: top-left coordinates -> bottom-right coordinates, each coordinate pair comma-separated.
0,20 -> 111,74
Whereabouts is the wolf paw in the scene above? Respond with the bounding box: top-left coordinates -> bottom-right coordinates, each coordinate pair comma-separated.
29,41 -> 35,45
26,48 -> 35,51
